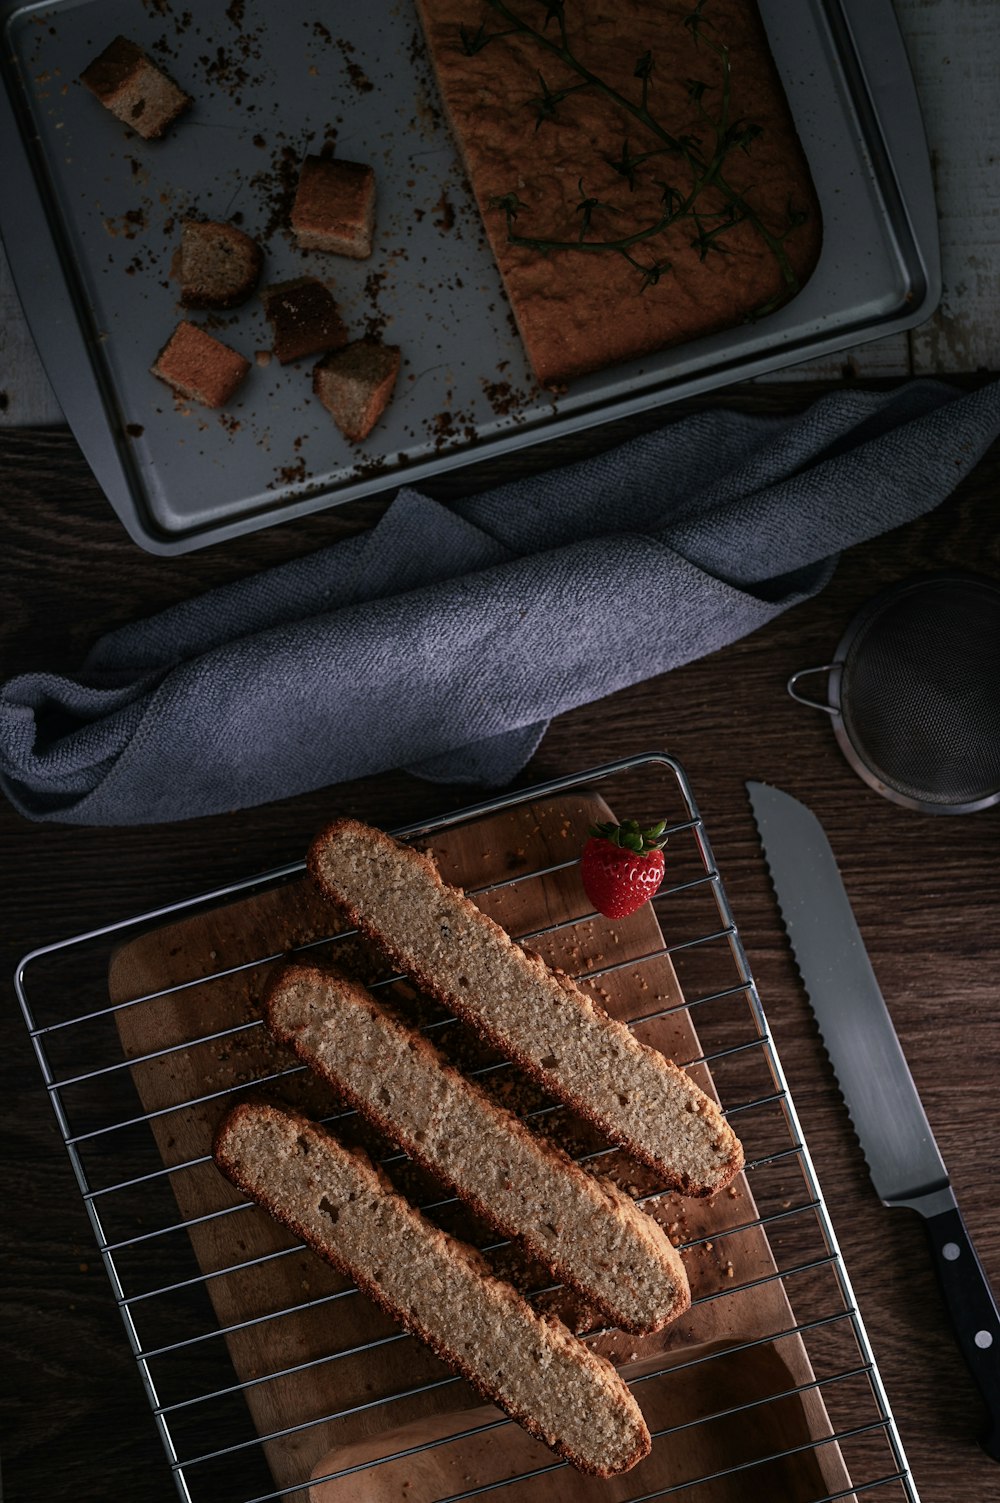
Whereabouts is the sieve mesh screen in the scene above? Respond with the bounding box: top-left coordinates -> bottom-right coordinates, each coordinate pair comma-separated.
839,577 -> 1000,809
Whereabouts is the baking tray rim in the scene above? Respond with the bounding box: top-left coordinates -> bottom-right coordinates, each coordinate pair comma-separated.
0,0 -> 941,556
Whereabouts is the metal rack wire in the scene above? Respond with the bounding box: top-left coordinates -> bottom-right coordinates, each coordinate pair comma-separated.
15,753 -> 920,1503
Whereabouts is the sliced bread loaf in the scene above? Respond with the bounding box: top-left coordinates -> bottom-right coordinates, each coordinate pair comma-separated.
265,962 -> 690,1334
307,819 -> 743,1197
213,1101 -> 651,1477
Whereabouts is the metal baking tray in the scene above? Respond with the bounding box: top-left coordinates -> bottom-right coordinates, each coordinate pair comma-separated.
0,0 -> 939,555
15,753 -> 920,1502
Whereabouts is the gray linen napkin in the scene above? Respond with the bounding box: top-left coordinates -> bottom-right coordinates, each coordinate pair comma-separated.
2,379 -> 998,825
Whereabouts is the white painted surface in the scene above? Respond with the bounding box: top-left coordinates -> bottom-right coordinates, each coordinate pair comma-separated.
1,0 -> 997,425
769,0 -> 1000,382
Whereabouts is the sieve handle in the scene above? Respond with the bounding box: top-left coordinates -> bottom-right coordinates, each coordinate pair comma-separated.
787,665 -> 837,715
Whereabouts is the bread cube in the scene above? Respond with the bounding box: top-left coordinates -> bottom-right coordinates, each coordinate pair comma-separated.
313,339 -> 400,442
261,277 -> 348,364
81,36 -> 191,140
291,155 -> 376,258
151,321 -> 250,408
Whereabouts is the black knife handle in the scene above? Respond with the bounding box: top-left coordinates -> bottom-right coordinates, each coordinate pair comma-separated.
923,1203 -> 1000,1461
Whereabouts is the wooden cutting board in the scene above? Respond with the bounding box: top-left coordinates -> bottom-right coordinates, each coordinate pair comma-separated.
109,793 -> 853,1502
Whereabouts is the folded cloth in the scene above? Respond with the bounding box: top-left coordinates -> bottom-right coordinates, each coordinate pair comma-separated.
2,379 -> 999,825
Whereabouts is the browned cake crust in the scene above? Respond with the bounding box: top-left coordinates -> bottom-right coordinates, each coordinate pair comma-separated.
265,962 -> 690,1334
415,0 -> 822,384
213,1101 -> 651,1476
80,35 -> 191,141
307,819 -> 744,1196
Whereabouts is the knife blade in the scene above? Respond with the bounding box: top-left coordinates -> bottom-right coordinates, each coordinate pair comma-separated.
747,780 -> 1000,1461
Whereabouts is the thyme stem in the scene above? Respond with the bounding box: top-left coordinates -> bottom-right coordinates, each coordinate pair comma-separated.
474,0 -> 808,311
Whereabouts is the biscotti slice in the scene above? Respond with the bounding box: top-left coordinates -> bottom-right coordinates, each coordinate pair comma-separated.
151,321 -> 250,408
213,1101 -> 650,1477
179,219 -> 263,309
313,339 -> 400,442
291,155 -> 376,258
266,963 -> 690,1334
81,36 -> 191,140
261,277 -> 349,364
308,819 -> 743,1197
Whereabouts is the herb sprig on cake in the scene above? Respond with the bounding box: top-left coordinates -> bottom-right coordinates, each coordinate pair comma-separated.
416,0 -> 822,383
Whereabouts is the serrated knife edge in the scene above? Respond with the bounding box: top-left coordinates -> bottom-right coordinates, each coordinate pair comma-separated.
751,796 -> 892,1192
746,779 -> 947,1206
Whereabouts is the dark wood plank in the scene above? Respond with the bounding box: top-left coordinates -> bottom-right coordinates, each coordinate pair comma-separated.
1,387 -> 998,1503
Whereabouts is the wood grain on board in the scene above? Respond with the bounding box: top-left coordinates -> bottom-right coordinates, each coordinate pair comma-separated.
109,794 -> 851,1502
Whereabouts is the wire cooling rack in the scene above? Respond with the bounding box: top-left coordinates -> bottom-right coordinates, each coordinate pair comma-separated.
15,753 -> 920,1503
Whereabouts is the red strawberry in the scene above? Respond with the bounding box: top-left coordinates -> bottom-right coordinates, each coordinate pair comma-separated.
579,818 -> 668,919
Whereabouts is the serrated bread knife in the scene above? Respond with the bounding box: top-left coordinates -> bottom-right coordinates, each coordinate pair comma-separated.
747,780 -> 1000,1460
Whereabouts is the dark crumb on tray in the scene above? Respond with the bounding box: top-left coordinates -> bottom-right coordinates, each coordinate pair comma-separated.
252,141 -> 310,243
333,36 -> 374,94
433,191 -> 455,232
277,457 -> 308,486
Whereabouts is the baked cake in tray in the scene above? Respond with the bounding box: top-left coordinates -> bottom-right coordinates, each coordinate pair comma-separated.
416,0 -> 822,385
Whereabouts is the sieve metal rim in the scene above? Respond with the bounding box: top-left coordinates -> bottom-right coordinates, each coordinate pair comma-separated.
787,570 -> 1000,816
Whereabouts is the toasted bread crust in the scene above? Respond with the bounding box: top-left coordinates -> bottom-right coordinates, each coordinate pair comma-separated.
265,962 -> 690,1334
213,1100 -> 651,1476
307,819 -> 744,1196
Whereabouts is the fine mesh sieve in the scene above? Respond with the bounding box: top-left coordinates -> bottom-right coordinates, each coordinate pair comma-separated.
788,573 -> 1000,814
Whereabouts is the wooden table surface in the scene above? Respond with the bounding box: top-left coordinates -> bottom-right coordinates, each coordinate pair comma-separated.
1,385 -> 998,1503
2,2 -> 999,1498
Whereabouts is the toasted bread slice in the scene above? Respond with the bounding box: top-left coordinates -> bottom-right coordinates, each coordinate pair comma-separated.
213,1101 -> 651,1477
265,963 -> 690,1334
307,819 -> 744,1196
